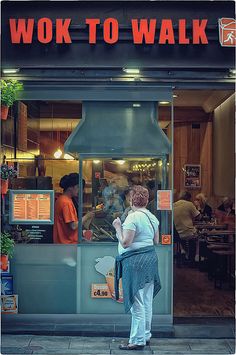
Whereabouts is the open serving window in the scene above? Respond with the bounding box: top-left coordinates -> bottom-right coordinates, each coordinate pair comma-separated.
79,157 -> 167,243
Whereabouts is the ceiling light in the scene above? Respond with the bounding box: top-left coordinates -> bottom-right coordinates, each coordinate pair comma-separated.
159,101 -> 170,105
93,160 -> 101,164
229,69 -> 236,76
54,149 -> 62,159
2,68 -> 20,74
64,153 -> 74,160
133,103 -> 141,107
117,160 -> 125,165
158,161 -> 163,167
173,94 -> 178,98
123,68 -> 140,74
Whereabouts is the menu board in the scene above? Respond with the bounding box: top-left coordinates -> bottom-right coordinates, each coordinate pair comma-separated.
9,190 -> 54,224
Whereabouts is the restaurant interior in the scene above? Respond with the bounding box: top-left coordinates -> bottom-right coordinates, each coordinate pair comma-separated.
1,88 -> 235,318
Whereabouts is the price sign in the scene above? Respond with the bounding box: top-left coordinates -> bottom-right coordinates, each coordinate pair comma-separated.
91,284 -> 112,298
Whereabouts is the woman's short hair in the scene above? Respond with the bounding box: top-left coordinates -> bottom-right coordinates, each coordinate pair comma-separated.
195,193 -> 207,204
130,185 -> 149,207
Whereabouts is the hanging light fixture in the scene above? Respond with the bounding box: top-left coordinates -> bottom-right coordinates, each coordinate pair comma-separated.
117,160 -> 125,165
54,148 -> 62,159
64,153 -> 74,160
54,127 -> 62,159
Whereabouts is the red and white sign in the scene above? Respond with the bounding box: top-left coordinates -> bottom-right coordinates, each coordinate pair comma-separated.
157,190 -> 172,211
161,234 -> 172,245
218,18 -> 236,47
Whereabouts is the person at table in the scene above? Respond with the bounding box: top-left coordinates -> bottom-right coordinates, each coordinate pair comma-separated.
217,197 -> 235,215
174,191 -> 201,262
194,193 -> 212,221
216,197 -> 235,228
53,173 -> 94,244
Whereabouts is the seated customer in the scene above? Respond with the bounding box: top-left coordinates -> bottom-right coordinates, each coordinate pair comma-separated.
216,197 -> 235,228
174,191 -> 201,261
194,193 -> 212,221
217,197 -> 235,215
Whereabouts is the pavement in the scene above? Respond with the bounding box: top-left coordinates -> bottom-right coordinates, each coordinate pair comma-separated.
2,315 -> 235,338
1,335 -> 235,355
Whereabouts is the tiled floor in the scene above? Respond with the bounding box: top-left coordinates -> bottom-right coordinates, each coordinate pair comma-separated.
1,335 -> 235,354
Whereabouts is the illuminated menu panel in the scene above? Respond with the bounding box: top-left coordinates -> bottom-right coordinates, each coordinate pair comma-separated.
13,193 -> 51,221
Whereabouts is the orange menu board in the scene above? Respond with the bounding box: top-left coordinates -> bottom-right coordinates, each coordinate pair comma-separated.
157,190 -> 172,210
13,193 -> 51,221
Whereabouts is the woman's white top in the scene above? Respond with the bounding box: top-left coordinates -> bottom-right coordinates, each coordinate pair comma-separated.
118,208 -> 159,255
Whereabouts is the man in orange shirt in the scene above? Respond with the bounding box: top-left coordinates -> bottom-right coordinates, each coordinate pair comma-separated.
53,173 -> 94,244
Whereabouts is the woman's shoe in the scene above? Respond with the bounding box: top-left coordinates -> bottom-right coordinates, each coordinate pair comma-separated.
119,344 -> 145,350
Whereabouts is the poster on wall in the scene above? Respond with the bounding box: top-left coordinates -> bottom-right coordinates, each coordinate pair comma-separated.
91,256 -> 123,303
157,190 -> 172,210
184,164 -> 201,188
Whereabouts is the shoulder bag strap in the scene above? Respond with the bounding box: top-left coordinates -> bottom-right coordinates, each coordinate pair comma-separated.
136,210 -> 156,236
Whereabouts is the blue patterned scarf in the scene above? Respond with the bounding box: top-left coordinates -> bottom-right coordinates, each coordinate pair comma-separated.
115,245 -> 161,313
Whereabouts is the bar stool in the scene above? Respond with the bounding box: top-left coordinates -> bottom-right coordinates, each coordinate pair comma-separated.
212,249 -> 235,289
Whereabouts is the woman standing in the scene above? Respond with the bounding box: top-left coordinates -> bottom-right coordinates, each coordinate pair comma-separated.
113,185 -> 161,350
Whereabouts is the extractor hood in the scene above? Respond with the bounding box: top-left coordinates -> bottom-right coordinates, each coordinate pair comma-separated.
64,101 -> 171,157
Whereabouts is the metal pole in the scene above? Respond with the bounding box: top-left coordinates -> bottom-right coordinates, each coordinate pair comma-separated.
78,157 -> 83,243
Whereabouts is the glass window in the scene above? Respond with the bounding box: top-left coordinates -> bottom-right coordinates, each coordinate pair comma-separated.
80,158 -> 165,243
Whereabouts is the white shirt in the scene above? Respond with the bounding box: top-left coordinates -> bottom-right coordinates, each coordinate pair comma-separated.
118,208 -> 159,255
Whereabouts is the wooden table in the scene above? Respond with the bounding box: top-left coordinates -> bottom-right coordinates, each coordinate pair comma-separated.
194,223 -> 228,230
206,230 -> 235,236
206,230 -> 235,243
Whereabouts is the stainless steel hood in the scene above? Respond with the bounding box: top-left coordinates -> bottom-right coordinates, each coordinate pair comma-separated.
64,101 -> 171,158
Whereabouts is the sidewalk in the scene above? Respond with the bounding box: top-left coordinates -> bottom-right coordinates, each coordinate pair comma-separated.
1,335 -> 235,354
2,315 -> 235,338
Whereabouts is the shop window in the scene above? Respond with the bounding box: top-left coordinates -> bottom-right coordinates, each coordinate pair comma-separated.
80,158 -> 164,243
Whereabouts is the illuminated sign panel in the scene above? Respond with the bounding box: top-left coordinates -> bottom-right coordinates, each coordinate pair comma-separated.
9,190 -> 54,225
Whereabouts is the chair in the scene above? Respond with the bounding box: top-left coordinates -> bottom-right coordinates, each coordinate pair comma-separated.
173,225 -> 188,267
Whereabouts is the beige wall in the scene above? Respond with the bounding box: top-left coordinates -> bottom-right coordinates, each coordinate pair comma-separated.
213,94 -> 235,199
174,121 -> 212,202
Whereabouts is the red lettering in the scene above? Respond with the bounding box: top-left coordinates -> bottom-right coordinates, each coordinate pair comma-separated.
103,18 -> 119,44
86,18 -> 100,44
131,19 -> 156,44
38,18 -> 52,44
179,19 -> 190,44
193,19 -> 208,44
159,20 -> 175,44
9,19 -> 34,44
56,19 -> 72,43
